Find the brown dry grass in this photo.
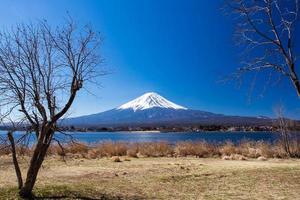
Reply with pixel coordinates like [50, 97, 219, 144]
[0, 156, 300, 199]
[175, 141, 218, 157]
[2, 140, 300, 160]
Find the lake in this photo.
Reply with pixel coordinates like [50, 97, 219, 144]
[0, 131, 283, 144]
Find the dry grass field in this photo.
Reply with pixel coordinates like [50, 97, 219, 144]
[0, 156, 300, 200]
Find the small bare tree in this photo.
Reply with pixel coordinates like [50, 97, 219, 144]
[274, 105, 292, 156]
[226, 0, 299, 97]
[0, 19, 103, 197]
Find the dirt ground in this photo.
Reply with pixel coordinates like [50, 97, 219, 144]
[0, 156, 300, 200]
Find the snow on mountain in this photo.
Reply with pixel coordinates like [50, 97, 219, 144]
[117, 92, 187, 111]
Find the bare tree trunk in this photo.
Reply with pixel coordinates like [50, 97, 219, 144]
[19, 131, 53, 198]
[276, 106, 292, 157]
[281, 130, 292, 157]
[7, 131, 23, 189]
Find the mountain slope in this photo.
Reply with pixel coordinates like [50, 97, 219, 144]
[62, 92, 273, 127]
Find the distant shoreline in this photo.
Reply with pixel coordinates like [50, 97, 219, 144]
[0, 129, 283, 134]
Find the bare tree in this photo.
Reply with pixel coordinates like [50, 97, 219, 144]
[226, 0, 299, 97]
[0, 19, 103, 197]
[274, 105, 292, 156]
[274, 104, 300, 157]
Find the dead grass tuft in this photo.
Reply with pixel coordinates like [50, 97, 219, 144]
[138, 142, 174, 157]
[175, 141, 218, 157]
[220, 141, 239, 156]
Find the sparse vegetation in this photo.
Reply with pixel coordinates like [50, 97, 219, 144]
[2, 139, 299, 160]
[0, 156, 299, 200]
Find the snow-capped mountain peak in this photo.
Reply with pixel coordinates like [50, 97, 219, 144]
[117, 92, 187, 111]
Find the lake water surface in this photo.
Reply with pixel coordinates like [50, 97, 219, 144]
[0, 131, 282, 144]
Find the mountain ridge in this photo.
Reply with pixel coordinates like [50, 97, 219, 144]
[62, 92, 274, 127]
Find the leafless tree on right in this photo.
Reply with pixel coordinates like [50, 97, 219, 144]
[226, 0, 300, 97]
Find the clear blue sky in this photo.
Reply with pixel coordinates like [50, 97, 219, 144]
[0, 0, 299, 118]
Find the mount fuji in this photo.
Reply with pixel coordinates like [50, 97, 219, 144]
[62, 92, 272, 127]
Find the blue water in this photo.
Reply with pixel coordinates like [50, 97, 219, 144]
[0, 131, 281, 144]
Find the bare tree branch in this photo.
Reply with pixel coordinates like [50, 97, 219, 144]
[226, 0, 300, 97]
